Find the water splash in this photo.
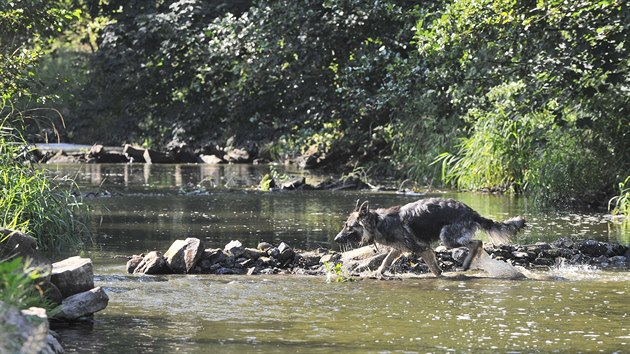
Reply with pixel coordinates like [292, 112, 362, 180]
[470, 249, 526, 279]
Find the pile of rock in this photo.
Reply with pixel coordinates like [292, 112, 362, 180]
[0, 228, 109, 354]
[128, 237, 629, 277]
[127, 238, 333, 276]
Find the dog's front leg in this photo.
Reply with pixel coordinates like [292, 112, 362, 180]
[376, 248, 402, 276]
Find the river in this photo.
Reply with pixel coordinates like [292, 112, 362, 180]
[45, 163, 630, 353]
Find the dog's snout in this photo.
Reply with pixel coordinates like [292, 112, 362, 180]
[334, 231, 346, 243]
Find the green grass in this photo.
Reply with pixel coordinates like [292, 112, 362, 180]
[609, 176, 630, 219]
[1, 113, 90, 253]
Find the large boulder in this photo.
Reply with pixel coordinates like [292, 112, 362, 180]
[50, 256, 94, 299]
[163, 238, 205, 273]
[340, 245, 389, 274]
[53, 287, 109, 321]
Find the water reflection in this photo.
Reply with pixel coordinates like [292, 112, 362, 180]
[44, 163, 629, 252]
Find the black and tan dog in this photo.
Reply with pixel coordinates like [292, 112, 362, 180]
[334, 198, 525, 276]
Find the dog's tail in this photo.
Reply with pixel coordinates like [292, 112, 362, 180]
[478, 216, 526, 245]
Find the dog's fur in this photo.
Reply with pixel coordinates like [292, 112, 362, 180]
[334, 198, 525, 276]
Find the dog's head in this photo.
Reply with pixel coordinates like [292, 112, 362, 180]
[334, 200, 371, 244]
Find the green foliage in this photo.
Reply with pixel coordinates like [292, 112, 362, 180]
[258, 173, 275, 192]
[418, 0, 630, 204]
[0, 257, 56, 312]
[324, 261, 354, 283]
[1, 113, 89, 253]
[609, 176, 630, 219]
[0, 0, 81, 100]
[7, 0, 629, 208]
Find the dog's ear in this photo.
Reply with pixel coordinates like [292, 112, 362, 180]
[354, 199, 361, 211]
[358, 201, 369, 217]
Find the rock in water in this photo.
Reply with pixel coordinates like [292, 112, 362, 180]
[126, 254, 144, 273]
[164, 238, 204, 273]
[133, 251, 167, 274]
[51, 256, 94, 298]
[224, 240, 245, 258]
[54, 287, 109, 321]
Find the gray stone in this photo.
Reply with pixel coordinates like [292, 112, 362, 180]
[295, 251, 321, 268]
[133, 251, 167, 275]
[51, 256, 94, 299]
[340, 245, 390, 274]
[242, 248, 265, 259]
[126, 254, 144, 274]
[578, 239, 608, 257]
[0, 302, 60, 354]
[37, 278, 63, 305]
[224, 240, 245, 258]
[164, 238, 205, 273]
[276, 242, 295, 263]
[201, 248, 226, 265]
[257, 242, 273, 252]
[54, 287, 109, 321]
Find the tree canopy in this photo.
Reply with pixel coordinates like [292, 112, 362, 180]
[3, 0, 629, 206]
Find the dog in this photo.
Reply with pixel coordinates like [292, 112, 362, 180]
[334, 198, 525, 276]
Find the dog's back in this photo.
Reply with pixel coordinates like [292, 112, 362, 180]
[397, 198, 481, 242]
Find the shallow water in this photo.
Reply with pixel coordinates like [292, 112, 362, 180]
[42, 164, 630, 353]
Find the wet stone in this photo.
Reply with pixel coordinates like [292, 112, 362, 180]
[224, 240, 245, 258]
[578, 239, 608, 257]
[257, 242, 273, 252]
[134, 251, 167, 275]
[126, 254, 144, 274]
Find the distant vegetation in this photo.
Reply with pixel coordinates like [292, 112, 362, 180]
[2, 0, 629, 209]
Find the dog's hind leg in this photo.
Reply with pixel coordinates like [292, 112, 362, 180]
[419, 249, 442, 277]
[461, 239, 483, 271]
[377, 248, 402, 275]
